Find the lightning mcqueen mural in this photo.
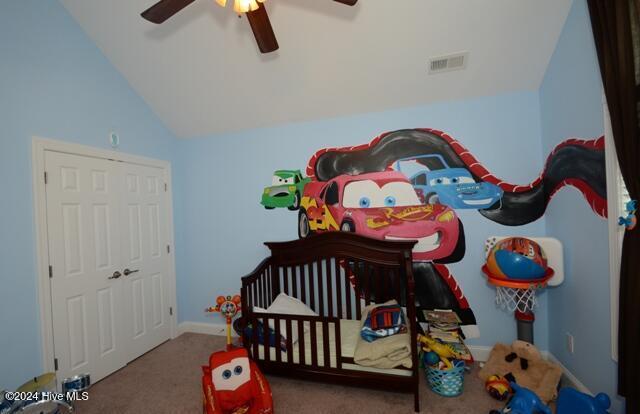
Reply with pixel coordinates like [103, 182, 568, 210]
[298, 171, 465, 263]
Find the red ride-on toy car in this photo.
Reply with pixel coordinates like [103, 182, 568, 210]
[202, 348, 273, 414]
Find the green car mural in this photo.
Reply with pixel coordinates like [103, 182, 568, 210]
[261, 170, 311, 210]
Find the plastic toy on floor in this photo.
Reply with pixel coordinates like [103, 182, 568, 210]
[485, 375, 511, 401]
[206, 294, 242, 351]
[556, 388, 611, 414]
[202, 347, 273, 414]
[489, 382, 551, 414]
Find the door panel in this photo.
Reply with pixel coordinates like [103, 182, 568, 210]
[45, 151, 126, 383]
[120, 164, 171, 361]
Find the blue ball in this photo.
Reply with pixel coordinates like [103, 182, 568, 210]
[495, 250, 546, 279]
[423, 351, 440, 366]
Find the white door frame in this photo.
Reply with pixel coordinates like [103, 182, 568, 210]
[32, 137, 178, 373]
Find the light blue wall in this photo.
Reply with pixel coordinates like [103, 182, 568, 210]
[539, 0, 623, 411]
[0, 0, 178, 390]
[173, 91, 550, 349]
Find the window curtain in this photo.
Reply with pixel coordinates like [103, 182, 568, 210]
[587, 0, 640, 412]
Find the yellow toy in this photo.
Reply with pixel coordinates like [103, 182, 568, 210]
[206, 295, 241, 351]
[417, 333, 457, 369]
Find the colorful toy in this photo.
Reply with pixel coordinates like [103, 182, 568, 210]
[423, 351, 440, 367]
[618, 199, 637, 230]
[298, 171, 464, 262]
[261, 169, 310, 210]
[489, 382, 551, 414]
[206, 295, 242, 350]
[486, 237, 548, 280]
[417, 333, 459, 369]
[485, 375, 511, 401]
[556, 387, 611, 414]
[395, 154, 503, 210]
[202, 347, 273, 414]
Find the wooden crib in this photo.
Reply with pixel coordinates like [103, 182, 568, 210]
[240, 232, 421, 412]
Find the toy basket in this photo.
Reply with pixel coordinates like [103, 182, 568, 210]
[425, 360, 465, 397]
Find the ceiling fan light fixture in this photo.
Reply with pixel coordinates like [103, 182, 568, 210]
[215, 0, 265, 14]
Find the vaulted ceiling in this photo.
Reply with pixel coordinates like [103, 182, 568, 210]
[60, 0, 573, 138]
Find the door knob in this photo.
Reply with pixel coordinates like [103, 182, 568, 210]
[123, 268, 140, 276]
[108, 271, 122, 280]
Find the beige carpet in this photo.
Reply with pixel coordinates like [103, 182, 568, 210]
[75, 333, 505, 413]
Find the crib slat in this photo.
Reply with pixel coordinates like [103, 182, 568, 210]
[316, 260, 324, 316]
[258, 274, 264, 308]
[354, 260, 362, 320]
[322, 322, 330, 367]
[310, 319, 318, 367]
[344, 259, 352, 320]
[263, 316, 270, 363]
[363, 261, 371, 306]
[308, 263, 315, 311]
[282, 266, 289, 295]
[335, 257, 343, 319]
[292, 266, 298, 299]
[300, 264, 306, 304]
[372, 265, 379, 304]
[274, 316, 282, 363]
[286, 319, 293, 363]
[298, 319, 305, 365]
[326, 258, 333, 317]
[334, 320, 342, 369]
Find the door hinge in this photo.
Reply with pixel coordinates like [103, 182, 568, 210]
[54, 358, 58, 371]
[167, 245, 171, 254]
[169, 307, 173, 316]
[44, 171, 48, 184]
[164, 183, 168, 192]
[48, 265, 53, 278]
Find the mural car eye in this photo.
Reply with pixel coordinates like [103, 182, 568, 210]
[396, 154, 503, 210]
[261, 169, 311, 211]
[298, 171, 464, 262]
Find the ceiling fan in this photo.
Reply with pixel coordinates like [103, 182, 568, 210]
[141, 0, 358, 54]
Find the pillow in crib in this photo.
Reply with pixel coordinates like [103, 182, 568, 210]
[254, 293, 317, 344]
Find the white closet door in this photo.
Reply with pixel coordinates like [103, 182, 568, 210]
[119, 163, 171, 361]
[45, 151, 127, 383]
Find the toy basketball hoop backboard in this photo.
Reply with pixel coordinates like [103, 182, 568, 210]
[484, 236, 564, 287]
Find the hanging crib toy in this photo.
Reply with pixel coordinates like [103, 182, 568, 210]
[206, 295, 242, 351]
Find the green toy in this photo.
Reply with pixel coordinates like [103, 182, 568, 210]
[261, 170, 310, 210]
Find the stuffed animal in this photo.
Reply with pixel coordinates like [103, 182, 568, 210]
[478, 340, 562, 403]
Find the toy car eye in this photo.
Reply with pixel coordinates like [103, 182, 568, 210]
[436, 178, 443, 184]
[451, 177, 459, 183]
[222, 370, 232, 379]
[234, 365, 243, 375]
[359, 197, 371, 208]
[384, 196, 396, 207]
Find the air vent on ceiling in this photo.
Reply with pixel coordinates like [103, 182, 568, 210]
[429, 52, 468, 74]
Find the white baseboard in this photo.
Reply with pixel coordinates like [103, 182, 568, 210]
[178, 321, 238, 337]
[544, 351, 592, 395]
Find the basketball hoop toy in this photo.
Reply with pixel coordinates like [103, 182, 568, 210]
[483, 237, 561, 344]
[206, 295, 241, 351]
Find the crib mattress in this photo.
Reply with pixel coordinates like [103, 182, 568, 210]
[255, 319, 412, 377]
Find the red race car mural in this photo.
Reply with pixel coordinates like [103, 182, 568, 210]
[298, 171, 464, 262]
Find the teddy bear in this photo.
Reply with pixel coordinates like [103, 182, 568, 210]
[478, 340, 563, 403]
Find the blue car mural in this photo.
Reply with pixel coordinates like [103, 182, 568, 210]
[395, 155, 503, 210]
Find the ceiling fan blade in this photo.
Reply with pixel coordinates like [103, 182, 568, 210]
[333, 0, 358, 5]
[246, 5, 279, 54]
[141, 0, 196, 24]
